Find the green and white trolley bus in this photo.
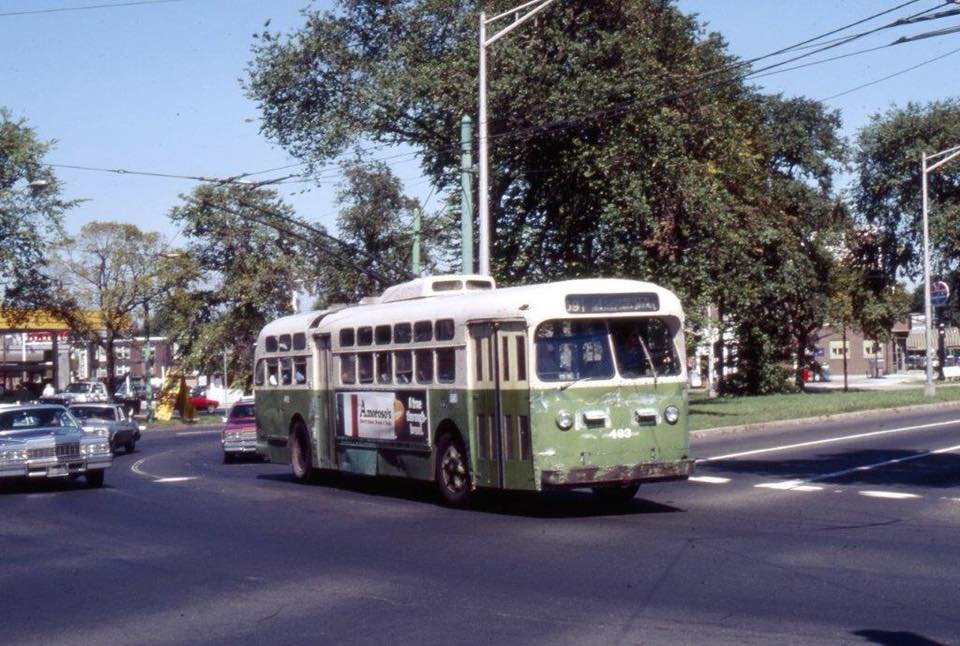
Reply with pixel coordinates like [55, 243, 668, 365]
[254, 275, 693, 505]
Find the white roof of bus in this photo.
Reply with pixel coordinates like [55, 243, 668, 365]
[259, 278, 683, 343]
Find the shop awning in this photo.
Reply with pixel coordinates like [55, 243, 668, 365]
[906, 327, 960, 350]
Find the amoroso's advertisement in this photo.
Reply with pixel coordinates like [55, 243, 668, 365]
[336, 391, 429, 445]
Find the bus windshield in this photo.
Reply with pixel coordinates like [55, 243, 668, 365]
[535, 318, 679, 381]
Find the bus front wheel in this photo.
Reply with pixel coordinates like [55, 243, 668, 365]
[592, 483, 640, 504]
[289, 422, 314, 483]
[435, 432, 471, 507]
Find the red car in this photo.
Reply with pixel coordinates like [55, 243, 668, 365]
[221, 398, 256, 463]
[189, 387, 219, 414]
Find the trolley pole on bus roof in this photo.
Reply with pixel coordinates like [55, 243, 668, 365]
[478, 0, 558, 276]
[921, 144, 960, 397]
[411, 206, 422, 275]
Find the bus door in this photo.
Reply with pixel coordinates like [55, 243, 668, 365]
[468, 321, 531, 490]
[312, 333, 336, 468]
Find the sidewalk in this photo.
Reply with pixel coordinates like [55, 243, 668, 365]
[805, 368, 960, 391]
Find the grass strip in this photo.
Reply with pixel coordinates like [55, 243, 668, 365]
[690, 384, 960, 431]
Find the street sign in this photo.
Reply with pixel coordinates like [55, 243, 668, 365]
[931, 281, 950, 307]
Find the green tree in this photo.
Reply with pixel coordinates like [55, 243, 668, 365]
[165, 184, 317, 391]
[0, 108, 74, 309]
[49, 222, 176, 394]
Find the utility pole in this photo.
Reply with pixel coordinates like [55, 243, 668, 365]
[478, 0, 558, 276]
[411, 206, 422, 275]
[460, 115, 474, 274]
[143, 301, 153, 422]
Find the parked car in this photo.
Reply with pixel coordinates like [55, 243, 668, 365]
[0, 403, 113, 487]
[189, 386, 220, 414]
[40, 381, 110, 406]
[114, 383, 147, 414]
[221, 398, 256, 463]
[68, 403, 143, 454]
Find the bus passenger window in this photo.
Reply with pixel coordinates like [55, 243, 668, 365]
[340, 355, 356, 385]
[358, 353, 374, 384]
[377, 352, 392, 384]
[278, 334, 291, 352]
[502, 337, 511, 381]
[516, 336, 527, 381]
[357, 327, 373, 346]
[394, 323, 412, 343]
[280, 358, 293, 385]
[414, 321, 433, 342]
[415, 349, 433, 383]
[436, 319, 455, 341]
[293, 333, 306, 351]
[339, 329, 355, 347]
[294, 358, 307, 384]
[437, 348, 456, 383]
[267, 359, 279, 386]
[254, 359, 265, 386]
[265, 336, 278, 352]
[375, 325, 391, 345]
[395, 351, 412, 384]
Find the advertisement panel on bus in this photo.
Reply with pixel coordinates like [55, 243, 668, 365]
[335, 391, 429, 445]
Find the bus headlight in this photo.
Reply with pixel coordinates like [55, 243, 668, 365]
[555, 410, 574, 431]
[664, 405, 680, 425]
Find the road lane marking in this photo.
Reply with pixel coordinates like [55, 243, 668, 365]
[699, 418, 960, 462]
[752, 442, 960, 492]
[154, 477, 197, 483]
[860, 491, 920, 499]
[688, 476, 731, 484]
[131, 451, 199, 484]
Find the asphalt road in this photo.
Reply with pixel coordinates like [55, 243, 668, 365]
[3, 407, 960, 645]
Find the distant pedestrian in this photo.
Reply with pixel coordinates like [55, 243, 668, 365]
[42, 381, 55, 397]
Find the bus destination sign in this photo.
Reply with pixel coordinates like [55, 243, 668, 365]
[566, 292, 660, 314]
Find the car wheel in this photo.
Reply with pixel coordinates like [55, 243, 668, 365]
[125, 439, 135, 454]
[85, 469, 105, 488]
[289, 421, 314, 483]
[223, 452, 235, 464]
[592, 483, 640, 504]
[435, 432, 471, 507]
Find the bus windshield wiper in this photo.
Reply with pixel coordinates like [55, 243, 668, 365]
[559, 375, 599, 391]
[636, 335, 658, 388]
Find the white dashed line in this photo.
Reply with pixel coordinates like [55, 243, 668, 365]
[154, 477, 197, 483]
[859, 491, 921, 500]
[699, 419, 960, 463]
[754, 481, 823, 492]
[688, 476, 731, 484]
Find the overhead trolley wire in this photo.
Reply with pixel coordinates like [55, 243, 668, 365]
[0, 0, 183, 18]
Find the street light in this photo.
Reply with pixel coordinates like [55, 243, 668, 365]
[921, 144, 960, 396]
[478, 0, 558, 276]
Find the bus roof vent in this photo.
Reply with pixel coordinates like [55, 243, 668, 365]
[379, 275, 496, 303]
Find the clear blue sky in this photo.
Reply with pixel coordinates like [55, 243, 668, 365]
[2, 0, 958, 247]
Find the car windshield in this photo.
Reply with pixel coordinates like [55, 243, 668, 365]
[230, 404, 255, 419]
[0, 408, 80, 431]
[66, 383, 92, 394]
[70, 406, 117, 421]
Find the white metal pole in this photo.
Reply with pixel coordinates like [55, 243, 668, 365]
[478, 12, 490, 276]
[922, 152, 935, 396]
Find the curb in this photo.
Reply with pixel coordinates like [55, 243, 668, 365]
[690, 399, 960, 439]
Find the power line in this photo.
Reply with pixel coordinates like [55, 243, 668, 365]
[819, 43, 960, 101]
[0, 0, 183, 18]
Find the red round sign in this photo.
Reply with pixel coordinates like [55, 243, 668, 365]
[932, 280, 950, 306]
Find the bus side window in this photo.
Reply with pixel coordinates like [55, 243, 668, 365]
[395, 350, 412, 384]
[340, 355, 356, 385]
[280, 358, 293, 385]
[358, 353, 374, 384]
[414, 321, 433, 342]
[437, 348, 456, 383]
[516, 336, 527, 381]
[267, 359, 279, 386]
[377, 352, 392, 384]
[254, 359, 265, 386]
[278, 334, 291, 352]
[294, 357, 307, 385]
[415, 349, 433, 383]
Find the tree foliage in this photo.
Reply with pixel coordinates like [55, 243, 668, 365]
[246, 1, 856, 393]
[0, 108, 74, 310]
[50, 222, 178, 393]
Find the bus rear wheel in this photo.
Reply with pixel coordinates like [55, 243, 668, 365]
[435, 432, 471, 506]
[289, 422, 314, 483]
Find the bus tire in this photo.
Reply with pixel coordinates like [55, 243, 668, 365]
[592, 483, 640, 504]
[289, 421, 314, 483]
[435, 432, 471, 507]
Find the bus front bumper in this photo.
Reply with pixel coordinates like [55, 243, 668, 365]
[541, 458, 695, 489]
